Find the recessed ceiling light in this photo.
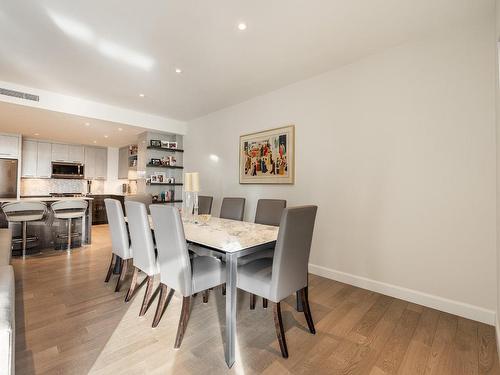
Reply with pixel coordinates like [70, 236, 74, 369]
[104, 135, 109, 138]
[93, 140, 97, 144]
[237, 23, 247, 31]
[175, 68, 182, 74]
[85, 122, 90, 126]
[118, 127, 123, 131]
[139, 93, 145, 97]
[34, 133, 40, 136]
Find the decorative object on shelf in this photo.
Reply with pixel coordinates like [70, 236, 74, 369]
[150, 139, 162, 147]
[150, 158, 161, 166]
[166, 177, 175, 184]
[129, 144, 138, 155]
[239, 125, 295, 184]
[159, 156, 176, 166]
[161, 140, 169, 148]
[168, 141, 178, 149]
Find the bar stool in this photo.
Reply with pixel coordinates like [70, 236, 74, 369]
[1, 201, 47, 258]
[51, 200, 88, 252]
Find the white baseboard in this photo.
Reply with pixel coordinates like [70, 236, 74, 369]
[308, 263, 495, 325]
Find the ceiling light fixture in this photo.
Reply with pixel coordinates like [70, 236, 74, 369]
[34, 133, 40, 136]
[85, 122, 90, 126]
[118, 127, 123, 131]
[104, 135, 109, 138]
[237, 23, 247, 31]
[93, 140, 97, 144]
[139, 93, 145, 97]
[175, 68, 182, 74]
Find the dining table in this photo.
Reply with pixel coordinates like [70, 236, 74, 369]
[133, 215, 280, 368]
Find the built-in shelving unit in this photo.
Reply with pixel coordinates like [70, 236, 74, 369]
[147, 182, 183, 186]
[146, 164, 184, 169]
[147, 146, 184, 153]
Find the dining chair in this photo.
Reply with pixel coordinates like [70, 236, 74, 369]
[237, 205, 318, 358]
[124, 201, 160, 316]
[125, 194, 153, 214]
[150, 204, 226, 343]
[197, 195, 213, 215]
[239, 199, 287, 309]
[104, 198, 133, 292]
[219, 197, 245, 221]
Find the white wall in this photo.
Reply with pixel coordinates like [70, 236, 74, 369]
[185, 16, 497, 323]
[103, 147, 127, 194]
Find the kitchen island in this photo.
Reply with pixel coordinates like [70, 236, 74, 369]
[0, 197, 93, 255]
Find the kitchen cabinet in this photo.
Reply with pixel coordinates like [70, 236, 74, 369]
[21, 140, 37, 177]
[36, 142, 52, 178]
[21, 141, 53, 178]
[68, 145, 84, 163]
[118, 146, 129, 179]
[84, 147, 96, 179]
[94, 148, 107, 179]
[0, 134, 20, 158]
[51, 143, 69, 162]
[84, 147, 107, 180]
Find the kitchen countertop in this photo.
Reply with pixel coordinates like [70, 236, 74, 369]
[0, 197, 94, 203]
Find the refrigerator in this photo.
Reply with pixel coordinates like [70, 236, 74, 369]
[0, 158, 18, 198]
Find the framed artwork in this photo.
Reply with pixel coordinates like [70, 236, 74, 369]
[150, 139, 162, 147]
[239, 125, 295, 184]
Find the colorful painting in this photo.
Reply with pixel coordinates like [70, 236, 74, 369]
[239, 125, 295, 184]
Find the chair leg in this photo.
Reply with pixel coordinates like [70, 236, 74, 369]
[139, 276, 155, 316]
[263, 298, 268, 309]
[174, 296, 191, 349]
[249, 293, 256, 310]
[202, 290, 209, 304]
[125, 267, 139, 302]
[115, 258, 128, 292]
[67, 217, 72, 252]
[152, 284, 169, 328]
[222, 283, 226, 295]
[105, 254, 116, 282]
[273, 302, 288, 358]
[300, 287, 316, 334]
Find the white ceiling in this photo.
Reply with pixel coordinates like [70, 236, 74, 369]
[0, 0, 489, 121]
[0, 101, 144, 147]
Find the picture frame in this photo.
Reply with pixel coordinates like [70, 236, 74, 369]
[239, 125, 295, 184]
[150, 175, 158, 183]
[154, 171, 166, 183]
[168, 141, 178, 149]
[150, 158, 161, 166]
[160, 140, 169, 149]
[150, 139, 162, 147]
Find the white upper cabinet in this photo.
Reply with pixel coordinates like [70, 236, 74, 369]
[68, 145, 85, 163]
[0, 134, 20, 159]
[84, 147, 96, 179]
[51, 143, 69, 162]
[21, 140, 37, 177]
[94, 148, 107, 180]
[36, 142, 52, 178]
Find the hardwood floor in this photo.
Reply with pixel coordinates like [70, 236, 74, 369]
[12, 225, 500, 374]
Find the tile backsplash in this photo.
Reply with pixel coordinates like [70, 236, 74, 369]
[21, 179, 86, 196]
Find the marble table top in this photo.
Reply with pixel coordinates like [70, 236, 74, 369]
[0, 197, 94, 203]
[143, 216, 279, 253]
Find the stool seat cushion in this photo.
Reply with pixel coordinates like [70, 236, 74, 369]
[0, 265, 15, 375]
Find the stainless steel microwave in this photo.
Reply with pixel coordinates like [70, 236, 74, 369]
[51, 162, 85, 179]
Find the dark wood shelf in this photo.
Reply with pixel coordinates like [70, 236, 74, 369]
[146, 164, 184, 169]
[147, 146, 184, 153]
[147, 183, 183, 186]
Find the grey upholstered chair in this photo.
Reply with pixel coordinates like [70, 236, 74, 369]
[104, 199, 133, 292]
[219, 197, 245, 221]
[197, 195, 213, 215]
[237, 205, 318, 358]
[124, 201, 159, 316]
[150, 204, 226, 343]
[125, 194, 153, 213]
[239, 199, 287, 309]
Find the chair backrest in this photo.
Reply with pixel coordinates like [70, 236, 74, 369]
[125, 201, 157, 276]
[220, 197, 245, 221]
[255, 199, 287, 227]
[1, 201, 47, 221]
[125, 194, 153, 214]
[104, 198, 132, 259]
[270, 206, 318, 302]
[150, 204, 192, 296]
[51, 199, 87, 213]
[197, 195, 213, 215]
